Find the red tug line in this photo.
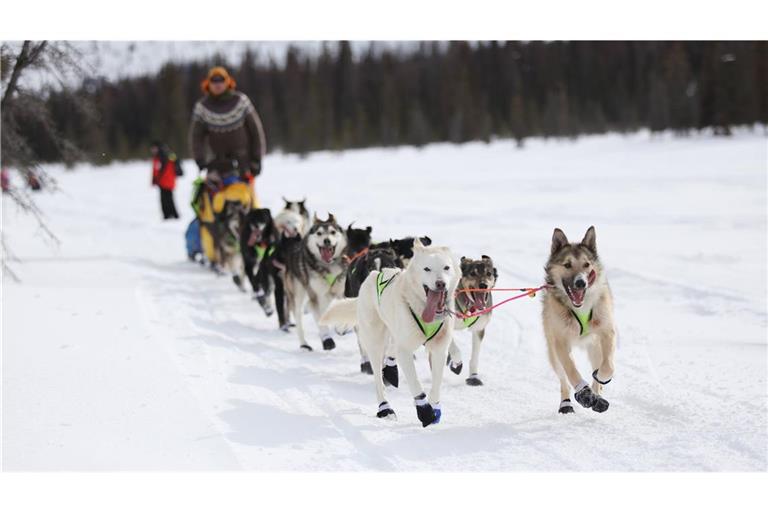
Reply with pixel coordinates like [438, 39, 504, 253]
[451, 285, 552, 319]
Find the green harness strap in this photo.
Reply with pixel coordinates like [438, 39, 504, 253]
[455, 297, 480, 329]
[324, 271, 344, 288]
[409, 308, 444, 342]
[571, 308, 593, 336]
[375, 271, 397, 302]
[254, 244, 275, 260]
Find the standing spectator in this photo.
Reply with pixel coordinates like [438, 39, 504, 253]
[150, 141, 181, 220]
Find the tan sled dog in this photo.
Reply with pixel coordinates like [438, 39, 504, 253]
[542, 226, 616, 414]
[321, 239, 460, 427]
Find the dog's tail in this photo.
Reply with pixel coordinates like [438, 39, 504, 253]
[320, 298, 359, 328]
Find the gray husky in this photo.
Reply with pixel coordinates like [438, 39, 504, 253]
[542, 226, 616, 414]
[283, 213, 348, 351]
[447, 255, 498, 386]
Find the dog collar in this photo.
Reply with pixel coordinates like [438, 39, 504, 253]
[570, 308, 593, 336]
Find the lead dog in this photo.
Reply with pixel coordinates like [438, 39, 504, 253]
[542, 226, 616, 414]
[446, 255, 498, 386]
[321, 239, 460, 427]
[283, 213, 348, 351]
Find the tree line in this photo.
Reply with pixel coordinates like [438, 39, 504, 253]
[21, 41, 768, 163]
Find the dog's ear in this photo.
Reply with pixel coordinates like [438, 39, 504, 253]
[313, 212, 320, 224]
[460, 256, 470, 272]
[581, 226, 597, 254]
[493, 267, 498, 279]
[420, 236, 432, 246]
[551, 228, 569, 255]
[347, 222, 354, 232]
[365, 226, 372, 234]
[283, 197, 290, 207]
[413, 237, 425, 251]
[481, 254, 492, 262]
[327, 212, 336, 224]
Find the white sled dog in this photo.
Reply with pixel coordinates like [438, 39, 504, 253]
[321, 239, 460, 427]
[542, 226, 616, 415]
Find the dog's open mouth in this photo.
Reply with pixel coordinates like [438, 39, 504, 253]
[464, 290, 489, 312]
[563, 282, 586, 308]
[422, 285, 447, 322]
[318, 245, 336, 263]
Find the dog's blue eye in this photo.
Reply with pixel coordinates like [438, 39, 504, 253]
[424, 267, 431, 272]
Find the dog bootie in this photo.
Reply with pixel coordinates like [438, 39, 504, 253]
[574, 383, 598, 408]
[414, 393, 438, 428]
[322, 338, 336, 351]
[558, 399, 575, 414]
[300, 344, 313, 352]
[382, 357, 399, 388]
[466, 373, 483, 386]
[446, 354, 463, 375]
[591, 396, 610, 413]
[360, 361, 373, 375]
[377, 401, 396, 420]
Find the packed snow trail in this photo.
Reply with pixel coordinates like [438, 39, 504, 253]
[3, 132, 766, 470]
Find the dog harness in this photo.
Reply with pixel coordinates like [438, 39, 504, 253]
[570, 308, 593, 336]
[375, 271, 397, 302]
[254, 243, 275, 260]
[323, 271, 344, 288]
[455, 295, 481, 329]
[409, 309, 444, 342]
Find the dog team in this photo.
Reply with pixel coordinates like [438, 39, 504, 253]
[201, 197, 617, 428]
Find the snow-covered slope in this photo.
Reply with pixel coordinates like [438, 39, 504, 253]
[3, 132, 766, 470]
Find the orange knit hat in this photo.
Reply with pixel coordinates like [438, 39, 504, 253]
[201, 66, 237, 94]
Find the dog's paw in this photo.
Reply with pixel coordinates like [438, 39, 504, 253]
[414, 394, 438, 428]
[300, 344, 313, 352]
[591, 396, 610, 413]
[383, 357, 399, 388]
[360, 361, 373, 374]
[558, 399, 575, 414]
[322, 338, 336, 351]
[377, 402, 396, 420]
[446, 354, 463, 375]
[466, 374, 484, 386]
[574, 386, 598, 408]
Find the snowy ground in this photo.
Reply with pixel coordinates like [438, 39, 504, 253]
[2, 131, 766, 471]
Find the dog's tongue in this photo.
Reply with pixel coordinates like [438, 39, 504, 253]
[422, 289, 444, 323]
[570, 288, 586, 306]
[319, 246, 334, 263]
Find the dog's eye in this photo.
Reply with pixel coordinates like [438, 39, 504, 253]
[424, 267, 431, 272]
[486, 272, 492, 277]
[330, 230, 336, 235]
[443, 265, 450, 271]
[583, 262, 590, 268]
[564, 261, 572, 269]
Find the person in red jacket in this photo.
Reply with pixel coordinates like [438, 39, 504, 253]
[150, 141, 181, 219]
